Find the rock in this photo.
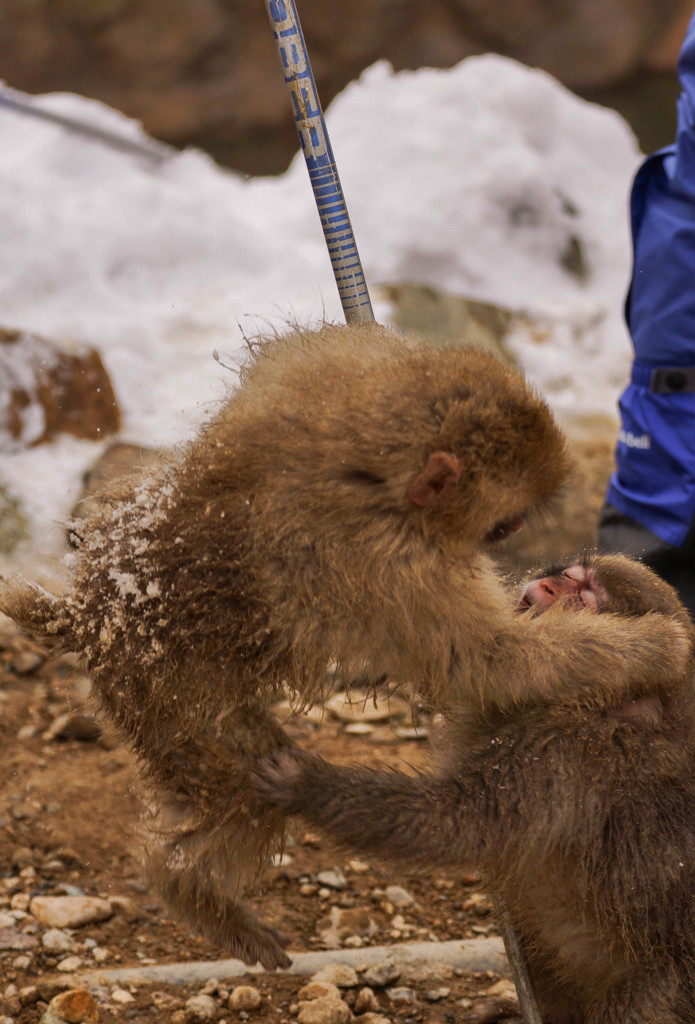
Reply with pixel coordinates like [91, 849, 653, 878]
[464, 893, 493, 917]
[384, 886, 413, 909]
[228, 985, 262, 1010]
[42, 712, 103, 744]
[19, 985, 39, 1005]
[0, 328, 120, 451]
[362, 961, 401, 989]
[485, 979, 518, 1001]
[347, 860, 369, 874]
[41, 988, 99, 1023]
[385, 285, 516, 366]
[30, 896, 113, 929]
[354, 988, 380, 1014]
[185, 993, 218, 1019]
[318, 907, 378, 948]
[11, 846, 36, 869]
[56, 956, 84, 972]
[0, 925, 38, 950]
[297, 996, 351, 1024]
[424, 988, 450, 1002]
[358, 1016, 392, 1024]
[9, 650, 44, 675]
[325, 691, 397, 724]
[393, 726, 428, 740]
[298, 983, 342, 1003]
[385, 988, 418, 1005]
[316, 869, 348, 891]
[343, 722, 374, 736]
[310, 965, 360, 989]
[110, 988, 135, 1004]
[42, 929, 78, 953]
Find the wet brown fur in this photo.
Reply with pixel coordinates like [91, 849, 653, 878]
[0, 323, 691, 969]
[253, 553, 695, 1021]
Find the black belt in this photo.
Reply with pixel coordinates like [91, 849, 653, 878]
[631, 364, 695, 394]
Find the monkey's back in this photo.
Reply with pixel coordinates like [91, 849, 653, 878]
[459, 691, 695, 1019]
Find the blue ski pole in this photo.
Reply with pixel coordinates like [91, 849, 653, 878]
[263, 0, 375, 324]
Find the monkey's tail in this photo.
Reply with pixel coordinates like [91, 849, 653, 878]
[0, 575, 76, 646]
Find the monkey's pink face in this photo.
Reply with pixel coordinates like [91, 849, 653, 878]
[518, 564, 606, 613]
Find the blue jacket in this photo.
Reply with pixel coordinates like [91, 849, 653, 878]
[605, 10, 695, 547]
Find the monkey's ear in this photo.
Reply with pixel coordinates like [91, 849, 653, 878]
[407, 451, 460, 507]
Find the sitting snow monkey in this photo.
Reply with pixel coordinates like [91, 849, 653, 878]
[254, 553, 695, 1023]
[0, 323, 690, 969]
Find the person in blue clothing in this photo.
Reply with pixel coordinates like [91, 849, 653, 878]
[598, 8, 695, 617]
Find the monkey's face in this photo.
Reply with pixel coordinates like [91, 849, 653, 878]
[518, 564, 606, 613]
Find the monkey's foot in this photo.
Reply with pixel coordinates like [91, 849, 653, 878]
[225, 909, 292, 971]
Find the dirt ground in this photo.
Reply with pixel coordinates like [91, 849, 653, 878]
[0, 619, 519, 1024]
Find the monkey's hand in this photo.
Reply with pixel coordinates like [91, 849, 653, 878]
[251, 747, 320, 812]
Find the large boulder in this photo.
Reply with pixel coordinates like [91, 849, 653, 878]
[0, 328, 121, 451]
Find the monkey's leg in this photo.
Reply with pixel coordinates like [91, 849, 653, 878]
[252, 747, 483, 868]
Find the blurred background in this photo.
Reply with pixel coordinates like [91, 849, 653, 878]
[0, 0, 692, 175]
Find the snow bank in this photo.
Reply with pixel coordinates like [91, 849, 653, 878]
[0, 55, 642, 568]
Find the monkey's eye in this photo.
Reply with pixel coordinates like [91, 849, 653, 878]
[560, 569, 599, 611]
[484, 515, 524, 544]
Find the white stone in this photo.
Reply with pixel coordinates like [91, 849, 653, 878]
[56, 955, 83, 972]
[185, 993, 218, 1019]
[228, 985, 262, 1010]
[111, 988, 136, 1004]
[42, 928, 77, 952]
[311, 964, 359, 988]
[30, 895, 112, 929]
[316, 869, 347, 891]
[384, 885, 413, 908]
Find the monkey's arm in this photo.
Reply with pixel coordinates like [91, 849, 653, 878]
[252, 748, 481, 869]
[491, 610, 693, 708]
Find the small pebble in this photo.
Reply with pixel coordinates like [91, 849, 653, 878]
[229, 985, 262, 1011]
[424, 988, 450, 1002]
[385, 987, 418, 1005]
[384, 885, 413, 908]
[316, 869, 347, 891]
[42, 928, 78, 952]
[298, 982, 341, 1002]
[111, 988, 135, 1004]
[362, 961, 401, 988]
[185, 993, 218, 1019]
[354, 987, 380, 1014]
[56, 955, 84, 972]
[311, 964, 359, 988]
